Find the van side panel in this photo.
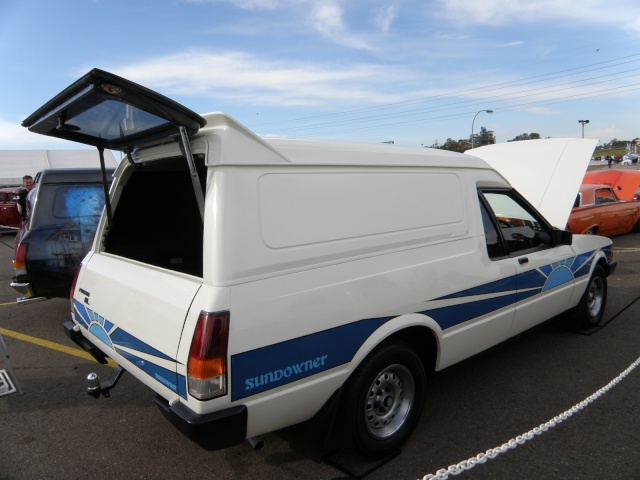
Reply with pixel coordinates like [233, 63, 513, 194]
[210, 167, 471, 285]
[258, 172, 464, 248]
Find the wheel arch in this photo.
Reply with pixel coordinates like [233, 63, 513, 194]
[385, 325, 438, 377]
[347, 314, 441, 382]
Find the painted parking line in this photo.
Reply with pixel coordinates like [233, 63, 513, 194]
[0, 301, 18, 306]
[0, 326, 117, 367]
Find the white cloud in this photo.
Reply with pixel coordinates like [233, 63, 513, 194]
[186, 0, 280, 9]
[108, 51, 416, 107]
[520, 106, 560, 115]
[188, 0, 379, 50]
[436, 0, 640, 27]
[307, 1, 376, 50]
[373, 3, 400, 34]
[0, 117, 68, 149]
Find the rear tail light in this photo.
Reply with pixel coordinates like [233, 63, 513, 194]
[187, 311, 229, 400]
[13, 242, 28, 276]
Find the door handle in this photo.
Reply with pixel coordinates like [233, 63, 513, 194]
[518, 257, 529, 265]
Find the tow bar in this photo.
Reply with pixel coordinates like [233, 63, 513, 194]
[86, 367, 126, 398]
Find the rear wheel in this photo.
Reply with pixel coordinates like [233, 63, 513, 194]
[573, 265, 607, 329]
[336, 340, 426, 458]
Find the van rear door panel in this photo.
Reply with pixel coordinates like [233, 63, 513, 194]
[73, 253, 202, 398]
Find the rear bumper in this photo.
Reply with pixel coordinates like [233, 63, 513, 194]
[63, 321, 109, 364]
[63, 320, 247, 450]
[10, 279, 33, 296]
[155, 396, 247, 451]
[10, 280, 48, 304]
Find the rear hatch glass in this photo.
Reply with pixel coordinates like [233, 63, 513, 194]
[22, 69, 206, 151]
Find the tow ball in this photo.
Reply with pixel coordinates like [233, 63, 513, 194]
[86, 366, 126, 398]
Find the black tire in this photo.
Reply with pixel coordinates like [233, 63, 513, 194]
[632, 217, 640, 233]
[336, 340, 426, 459]
[574, 265, 607, 329]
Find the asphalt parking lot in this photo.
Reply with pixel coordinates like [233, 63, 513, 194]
[0, 229, 638, 480]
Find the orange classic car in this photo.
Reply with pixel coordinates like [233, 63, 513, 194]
[568, 183, 640, 236]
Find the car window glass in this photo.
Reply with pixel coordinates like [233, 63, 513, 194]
[479, 197, 507, 259]
[482, 191, 552, 255]
[53, 185, 105, 219]
[595, 188, 616, 204]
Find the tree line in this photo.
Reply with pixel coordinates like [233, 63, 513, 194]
[426, 129, 639, 153]
[426, 128, 542, 153]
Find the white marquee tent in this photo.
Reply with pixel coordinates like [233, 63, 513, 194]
[0, 150, 118, 186]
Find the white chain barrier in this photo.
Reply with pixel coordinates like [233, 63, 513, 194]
[419, 355, 640, 480]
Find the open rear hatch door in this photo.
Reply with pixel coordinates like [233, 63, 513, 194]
[22, 70, 212, 399]
[21, 68, 206, 151]
[22, 69, 208, 222]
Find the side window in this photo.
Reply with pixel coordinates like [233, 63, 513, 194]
[479, 197, 507, 259]
[595, 188, 616, 204]
[481, 190, 552, 255]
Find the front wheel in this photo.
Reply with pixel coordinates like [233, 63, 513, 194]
[573, 265, 607, 329]
[336, 340, 426, 458]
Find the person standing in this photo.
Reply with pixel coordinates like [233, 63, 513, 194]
[17, 175, 34, 222]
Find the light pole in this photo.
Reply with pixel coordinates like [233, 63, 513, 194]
[578, 119, 590, 138]
[471, 109, 493, 149]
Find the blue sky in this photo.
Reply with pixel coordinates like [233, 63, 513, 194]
[1, 0, 640, 151]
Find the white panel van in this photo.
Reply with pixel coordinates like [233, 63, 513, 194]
[22, 69, 616, 459]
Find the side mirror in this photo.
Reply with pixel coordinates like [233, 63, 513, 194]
[552, 229, 573, 246]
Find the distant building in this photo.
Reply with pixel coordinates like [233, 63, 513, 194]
[0, 150, 117, 185]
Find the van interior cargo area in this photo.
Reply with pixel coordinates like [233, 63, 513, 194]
[104, 156, 204, 278]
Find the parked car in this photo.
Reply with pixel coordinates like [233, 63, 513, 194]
[0, 186, 23, 229]
[568, 183, 640, 236]
[583, 170, 640, 202]
[621, 154, 638, 166]
[20, 69, 617, 460]
[11, 168, 113, 303]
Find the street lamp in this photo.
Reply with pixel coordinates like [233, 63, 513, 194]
[578, 119, 590, 138]
[471, 109, 493, 149]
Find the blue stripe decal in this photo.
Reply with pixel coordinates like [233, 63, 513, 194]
[518, 269, 547, 290]
[71, 298, 180, 394]
[115, 348, 187, 399]
[572, 251, 595, 278]
[110, 329, 174, 362]
[516, 288, 542, 302]
[69, 248, 604, 402]
[420, 294, 516, 330]
[230, 317, 391, 401]
[436, 276, 517, 300]
[72, 299, 91, 329]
